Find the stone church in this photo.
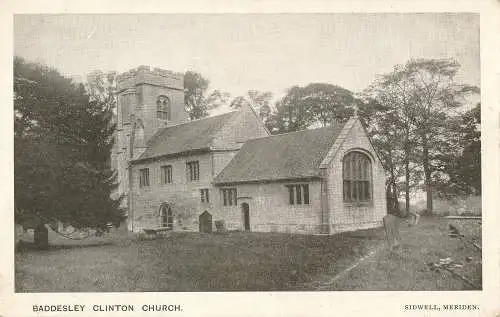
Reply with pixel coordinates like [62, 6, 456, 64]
[111, 66, 387, 235]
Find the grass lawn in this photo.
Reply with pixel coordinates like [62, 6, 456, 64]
[15, 217, 481, 292]
[317, 217, 482, 291]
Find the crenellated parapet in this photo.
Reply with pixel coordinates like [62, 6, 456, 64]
[116, 65, 184, 92]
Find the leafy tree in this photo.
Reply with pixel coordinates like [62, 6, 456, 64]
[298, 83, 355, 127]
[363, 58, 479, 214]
[14, 57, 124, 248]
[85, 69, 118, 107]
[184, 71, 230, 120]
[230, 90, 273, 123]
[433, 103, 481, 197]
[362, 65, 423, 215]
[405, 59, 479, 213]
[267, 83, 355, 134]
[266, 89, 309, 134]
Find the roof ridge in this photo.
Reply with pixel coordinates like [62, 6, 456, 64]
[244, 122, 347, 142]
[164, 110, 239, 129]
[143, 111, 239, 150]
[137, 111, 240, 161]
[213, 120, 348, 184]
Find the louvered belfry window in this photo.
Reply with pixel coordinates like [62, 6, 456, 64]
[343, 151, 372, 202]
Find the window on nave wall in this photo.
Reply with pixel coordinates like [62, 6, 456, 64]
[156, 95, 171, 120]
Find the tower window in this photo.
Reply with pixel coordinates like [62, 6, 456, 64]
[156, 95, 171, 120]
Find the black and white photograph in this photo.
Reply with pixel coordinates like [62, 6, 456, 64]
[3, 1, 499, 316]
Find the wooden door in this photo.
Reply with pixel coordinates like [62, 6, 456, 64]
[199, 211, 212, 233]
[242, 203, 250, 231]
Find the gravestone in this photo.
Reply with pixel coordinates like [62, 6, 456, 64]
[383, 214, 400, 250]
[215, 220, 226, 232]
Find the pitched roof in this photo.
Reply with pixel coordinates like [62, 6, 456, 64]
[136, 111, 238, 161]
[213, 123, 346, 184]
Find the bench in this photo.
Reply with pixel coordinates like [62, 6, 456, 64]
[142, 227, 172, 240]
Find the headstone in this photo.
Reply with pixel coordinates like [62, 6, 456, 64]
[215, 220, 226, 232]
[383, 214, 400, 250]
[409, 211, 421, 225]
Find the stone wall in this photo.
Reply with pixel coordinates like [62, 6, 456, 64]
[130, 157, 326, 235]
[111, 66, 187, 215]
[326, 119, 387, 233]
[116, 65, 183, 92]
[130, 153, 215, 232]
[216, 181, 323, 234]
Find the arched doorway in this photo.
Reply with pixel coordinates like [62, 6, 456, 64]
[199, 211, 212, 233]
[159, 203, 174, 230]
[241, 203, 250, 231]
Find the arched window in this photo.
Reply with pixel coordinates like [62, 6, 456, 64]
[156, 95, 170, 120]
[343, 151, 372, 203]
[133, 119, 145, 147]
[159, 203, 174, 229]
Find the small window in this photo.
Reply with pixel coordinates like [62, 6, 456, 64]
[156, 95, 170, 120]
[221, 188, 237, 206]
[139, 168, 150, 188]
[186, 161, 200, 181]
[200, 189, 210, 203]
[287, 184, 309, 205]
[161, 165, 172, 184]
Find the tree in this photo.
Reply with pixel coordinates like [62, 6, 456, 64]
[458, 103, 481, 194]
[433, 103, 481, 197]
[405, 59, 479, 213]
[363, 58, 479, 214]
[14, 57, 124, 248]
[298, 83, 356, 127]
[267, 83, 355, 134]
[85, 69, 118, 107]
[230, 90, 273, 125]
[362, 65, 423, 215]
[184, 71, 230, 120]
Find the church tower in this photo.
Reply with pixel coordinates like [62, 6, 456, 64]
[111, 66, 187, 213]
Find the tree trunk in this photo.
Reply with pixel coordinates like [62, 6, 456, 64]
[34, 223, 49, 249]
[390, 172, 400, 216]
[404, 128, 411, 217]
[422, 133, 433, 214]
[386, 150, 400, 216]
[405, 159, 410, 216]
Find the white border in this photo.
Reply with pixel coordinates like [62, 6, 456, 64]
[2, 1, 499, 317]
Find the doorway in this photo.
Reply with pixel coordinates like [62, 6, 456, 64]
[199, 210, 213, 233]
[241, 203, 250, 231]
[160, 203, 174, 229]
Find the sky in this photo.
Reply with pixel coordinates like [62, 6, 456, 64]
[14, 13, 480, 110]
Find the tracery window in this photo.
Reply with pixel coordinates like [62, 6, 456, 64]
[343, 151, 372, 202]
